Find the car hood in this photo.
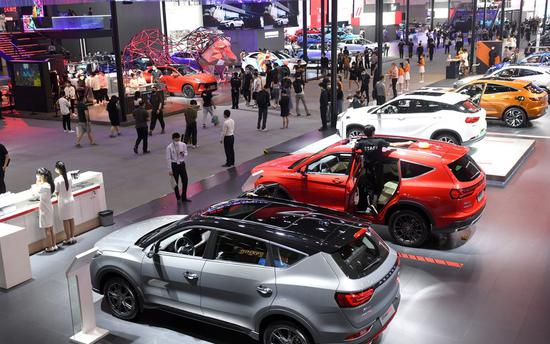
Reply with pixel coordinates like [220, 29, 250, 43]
[190, 73, 217, 83]
[252, 153, 310, 173]
[94, 215, 187, 252]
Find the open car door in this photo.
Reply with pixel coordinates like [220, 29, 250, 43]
[344, 152, 365, 215]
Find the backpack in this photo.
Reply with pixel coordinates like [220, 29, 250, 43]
[293, 80, 302, 94]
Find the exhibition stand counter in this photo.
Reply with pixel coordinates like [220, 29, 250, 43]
[0, 171, 107, 254]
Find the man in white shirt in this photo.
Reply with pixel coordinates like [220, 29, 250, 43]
[58, 93, 73, 133]
[90, 72, 101, 105]
[220, 110, 235, 167]
[166, 133, 191, 202]
[63, 82, 76, 115]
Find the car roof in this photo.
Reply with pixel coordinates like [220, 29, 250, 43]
[320, 136, 468, 166]
[500, 64, 548, 71]
[195, 197, 371, 255]
[472, 77, 531, 86]
[393, 90, 468, 103]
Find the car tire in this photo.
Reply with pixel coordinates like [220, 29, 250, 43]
[230, 23, 235, 29]
[432, 132, 461, 145]
[389, 209, 429, 247]
[281, 65, 291, 77]
[104, 277, 140, 321]
[284, 48, 290, 55]
[262, 320, 312, 344]
[346, 125, 365, 138]
[503, 107, 527, 128]
[245, 65, 256, 74]
[182, 84, 195, 98]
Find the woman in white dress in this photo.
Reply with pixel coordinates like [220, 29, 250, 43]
[35, 168, 56, 252]
[54, 161, 76, 245]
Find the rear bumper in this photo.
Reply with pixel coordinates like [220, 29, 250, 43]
[527, 106, 547, 120]
[435, 203, 486, 234]
[462, 129, 486, 146]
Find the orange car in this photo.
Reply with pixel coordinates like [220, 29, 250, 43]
[455, 78, 548, 127]
[143, 65, 217, 98]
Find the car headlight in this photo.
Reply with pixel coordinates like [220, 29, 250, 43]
[194, 78, 202, 83]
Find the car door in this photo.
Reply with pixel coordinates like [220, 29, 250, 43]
[481, 83, 518, 118]
[297, 152, 353, 211]
[395, 99, 437, 138]
[200, 231, 276, 331]
[140, 227, 212, 315]
[375, 99, 415, 136]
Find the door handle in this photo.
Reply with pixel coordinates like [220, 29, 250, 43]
[256, 285, 273, 297]
[184, 272, 199, 281]
[332, 178, 343, 184]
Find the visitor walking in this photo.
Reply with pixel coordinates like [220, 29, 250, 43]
[166, 132, 190, 202]
[252, 72, 262, 108]
[242, 69, 252, 106]
[58, 93, 73, 133]
[75, 95, 96, 147]
[404, 59, 411, 91]
[201, 90, 215, 128]
[184, 100, 199, 148]
[64, 81, 77, 115]
[0, 142, 9, 194]
[360, 70, 371, 104]
[279, 90, 290, 129]
[398, 39, 405, 59]
[221, 110, 235, 167]
[98, 71, 108, 104]
[256, 85, 270, 131]
[320, 52, 329, 75]
[375, 75, 386, 105]
[133, 100, 149, 154]
[444, 36, 451, 54]
[407, 40, 414, 58]
[230, 72, 241, 109]
[107, 96, 121, 137]
[149, 86, 165, 135]
[293, 76, 310, 116]
[416, 41, 424, 61]
[319, 78, 329, 131]
[388, 63, 398, 98]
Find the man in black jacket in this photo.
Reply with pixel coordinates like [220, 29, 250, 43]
[319, 78, 329, 131]
[256, 85, 270, 131]
[416, 41, 424, 61]
[149, 86, 165, 136]
[230, 72, 241, 109]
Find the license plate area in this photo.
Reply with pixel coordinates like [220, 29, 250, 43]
[380, 304, 395, 326]
[477, 190, 484, 202]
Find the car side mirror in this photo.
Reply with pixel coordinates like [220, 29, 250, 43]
[146, 241, 160, 258]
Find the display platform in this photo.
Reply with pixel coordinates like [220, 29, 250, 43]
[292, 134, 534, 186]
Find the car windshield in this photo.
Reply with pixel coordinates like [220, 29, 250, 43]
[135, 220, 181, 247]
[332, 228, 389, 279]
[175, 65, 198, 76]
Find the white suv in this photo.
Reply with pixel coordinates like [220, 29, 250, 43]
[337, 91, 487, 145]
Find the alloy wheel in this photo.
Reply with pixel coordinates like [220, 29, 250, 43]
[393, 214, 425, 246]
[269, 326, 309, 344]
[437, 136, 458, 144]
[347, 128, 364, 138]
[106, 282, 136, 318]
[182, 85, 195, 98]
[504, 108, 525, 128]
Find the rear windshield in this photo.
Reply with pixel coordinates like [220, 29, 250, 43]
[448, 155, 481, 182]
[332, 229, 389, 279]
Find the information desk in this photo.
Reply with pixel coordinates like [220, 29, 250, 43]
[0, 171, 107, 254]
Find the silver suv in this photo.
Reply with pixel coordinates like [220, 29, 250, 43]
[91, 197, 401, 344]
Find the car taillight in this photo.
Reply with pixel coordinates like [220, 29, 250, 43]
[354, 228, 367, 238]
[450, 185, 477, 199]
[462, 100, 479, 112]
[336, 288, 375, 308]
[465, 116, 479, 123]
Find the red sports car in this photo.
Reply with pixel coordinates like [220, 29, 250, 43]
[143, 64, 217, 98]
[247, 136, 487, 247]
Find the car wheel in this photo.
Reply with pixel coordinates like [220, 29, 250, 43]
[182, 84, 195, 98]
[284, 48, 290, 54]
[263, 321, 312, 344]
[245, 65, 256, 73]
[104, 277, 139, 321]
[346, 125, 365, 138]
[281, 65, 291, 76]
[503, 107, 527, 128]
[230, 23, 235, 29]
[433, 132, 461, 145]
[389, 209, 429, 247]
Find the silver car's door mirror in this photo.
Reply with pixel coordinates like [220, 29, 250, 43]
[146, 241, 160, 258]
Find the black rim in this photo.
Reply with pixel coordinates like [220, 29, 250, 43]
[393, 214, 425, 245]
[269, 326, 308, 344]
[183, 86, 194, 98]
[107, 282, 136, 318]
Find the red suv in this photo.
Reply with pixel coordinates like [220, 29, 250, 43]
[246, 136, 487, 247]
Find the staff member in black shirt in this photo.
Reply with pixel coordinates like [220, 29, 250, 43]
[0, 142, 10, 194]
[133, 100, 150, 155]
[353, 125, 412, 212]
[149, 86, 165, 136]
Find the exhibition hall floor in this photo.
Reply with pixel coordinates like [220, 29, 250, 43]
[0, 127, 548, 344]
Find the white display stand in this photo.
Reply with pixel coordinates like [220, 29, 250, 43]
[0, 171, 108, 254]
[0, 223, 32, 289]
[66, 248, 110, 344]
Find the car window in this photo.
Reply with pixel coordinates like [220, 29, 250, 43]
[448, 154, 481, 182]
[495, 68, 516, 77]
[271, 245, 306, 268]
[518, 69, 540, 76]
[159, 67, 171, 75]
[306, 153, 352, 175]
[158, 227, 212, 257]
[400, 161, 434, 178]
[424, 101, 441, 112]
[459, 84, 484, 98]
[249, 53, 258, 58]
[213, 232, 268, 266]
[485, 83, 517, 94]
[524, 56, 541, 63]
[395, 99, 412, 113]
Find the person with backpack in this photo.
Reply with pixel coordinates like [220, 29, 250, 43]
[256, 84, 270, 131]
[293, 76, 311, 116]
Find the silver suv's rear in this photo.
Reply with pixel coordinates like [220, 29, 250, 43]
[272, 226, 400, 344]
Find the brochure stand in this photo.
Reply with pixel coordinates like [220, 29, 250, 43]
[66, 248, 110, 344]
